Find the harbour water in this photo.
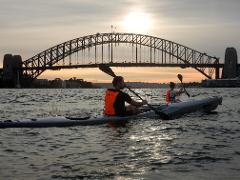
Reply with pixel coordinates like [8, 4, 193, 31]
[0, 88, 240, 180]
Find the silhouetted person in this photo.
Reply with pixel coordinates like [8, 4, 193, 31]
[104, 76, 147, 116]
[165, 82, 184, 104]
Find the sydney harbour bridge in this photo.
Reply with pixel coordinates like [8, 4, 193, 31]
[2, 32, 237, 87]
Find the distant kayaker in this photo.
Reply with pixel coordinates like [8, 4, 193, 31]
[104, 76, 147, 116]
[166, 82, 185, 104]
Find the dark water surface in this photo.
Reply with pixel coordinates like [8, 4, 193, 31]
[0, 88, 239, 180]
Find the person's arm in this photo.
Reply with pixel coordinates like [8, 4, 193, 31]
[130, 99, 147, 107]
[175, 87, 185, 96]
[123, 92, 147, 107]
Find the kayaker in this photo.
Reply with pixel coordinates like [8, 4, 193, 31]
[166, 82, 185, 104]
[104, 76, 147, 116]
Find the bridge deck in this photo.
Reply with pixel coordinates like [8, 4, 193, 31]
[21, 63, 225, 70]
[3, 64, 240, 71]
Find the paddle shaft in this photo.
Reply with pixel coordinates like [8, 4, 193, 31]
[98, 64, 165, 116]
[179, 79, 190, 97]
[126, 85, 158, 112]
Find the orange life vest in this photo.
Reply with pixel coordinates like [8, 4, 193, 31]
[166, 89, 175, 104]
[104, 89, 119, 116]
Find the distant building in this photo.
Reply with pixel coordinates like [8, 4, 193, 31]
[202, 78, 240, 87]
[50, 78, 65, 88]
[31, 77, 94, 88]
[33, 79, 50, 88]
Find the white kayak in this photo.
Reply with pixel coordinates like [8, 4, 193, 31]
[0, 96, 222, 128]
[159, 96, 222, 119]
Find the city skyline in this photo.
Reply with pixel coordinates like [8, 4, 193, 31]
[1, 0, 239, 82]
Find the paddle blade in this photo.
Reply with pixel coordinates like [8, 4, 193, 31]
[99, 64, 116, 77]
[177, 74, 183, 82]
[177, 74, 190, 97]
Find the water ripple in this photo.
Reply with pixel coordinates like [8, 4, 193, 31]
[0, 88, 240, 179]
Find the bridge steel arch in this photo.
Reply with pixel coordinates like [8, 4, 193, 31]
[22, 33, 219, 79]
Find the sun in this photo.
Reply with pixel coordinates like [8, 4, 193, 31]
[122, 11, 152, 33]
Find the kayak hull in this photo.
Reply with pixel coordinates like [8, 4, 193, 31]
[162, 96, 222, 119]
[0, 96, 222, 128]
[0, 109, 154, 128]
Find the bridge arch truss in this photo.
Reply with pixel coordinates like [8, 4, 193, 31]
[23, 33, 220, 79]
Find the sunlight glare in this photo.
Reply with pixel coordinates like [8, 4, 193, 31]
[122, 11, 152, 33]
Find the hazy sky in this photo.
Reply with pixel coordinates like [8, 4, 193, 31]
[0, 0, 239, 82]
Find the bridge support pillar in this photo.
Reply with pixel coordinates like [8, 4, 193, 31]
[2, 54, 23, 87]
[215, 65, 220, 79]
[222, 47, 238, 79]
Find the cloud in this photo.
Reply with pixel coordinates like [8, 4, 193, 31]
[1, 0, 239, 81]
[141, 0, 240, 25]
[0, 0, 129, 30]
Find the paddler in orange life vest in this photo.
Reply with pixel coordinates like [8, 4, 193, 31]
[165, 82, 184, 104]
[104, 76, 147, 116]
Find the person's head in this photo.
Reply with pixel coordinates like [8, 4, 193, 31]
[169, 82, 175, 89]
[112, 76, 125, 89]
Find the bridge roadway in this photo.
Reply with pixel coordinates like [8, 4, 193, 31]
[2, 63, 240, 71]
[20, 63, 225, 71]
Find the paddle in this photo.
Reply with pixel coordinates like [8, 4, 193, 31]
[177, 74, 190, 97]
[99, 64, 168, 119]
